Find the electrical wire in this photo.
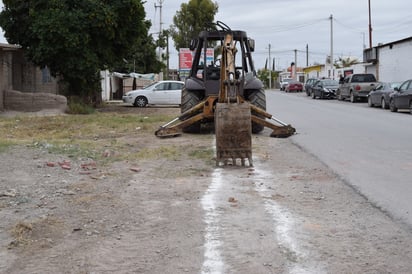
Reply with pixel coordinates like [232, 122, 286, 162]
[247, 17, 328, 34]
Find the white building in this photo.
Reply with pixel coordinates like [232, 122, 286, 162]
[300, 36, 412, 84]
[364, 36, 412, 83]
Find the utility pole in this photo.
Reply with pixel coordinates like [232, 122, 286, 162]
[166, 31, 169, 79]
[306, 44, 309, 67]
[268, 43, 272, 89]
[330, 14, 334, 79]
[155, 0, 164, 61]
[294, 49, 297, 80]
[368, 0, 372, 48]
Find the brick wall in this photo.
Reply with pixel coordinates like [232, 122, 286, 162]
[1, 44, 63, 112]
[0, 48, 14, 111]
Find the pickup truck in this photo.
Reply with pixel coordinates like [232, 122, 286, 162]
[337, 73, 378, 102]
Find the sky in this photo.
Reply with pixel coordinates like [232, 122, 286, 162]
[1, 0, 411, 71]
[144, 0, 411, 70]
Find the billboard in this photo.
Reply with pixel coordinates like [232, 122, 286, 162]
[179, 48, 214, 80]
[179, 48, 193, 70]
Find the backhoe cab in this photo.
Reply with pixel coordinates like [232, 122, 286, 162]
[155, 21, 295, 166]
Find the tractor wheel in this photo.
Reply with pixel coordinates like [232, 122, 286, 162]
[181, 88, 202, 133]
[248, 89, 266, 134]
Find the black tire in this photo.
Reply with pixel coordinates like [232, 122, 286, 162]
[181, 88, 202, 133]
[134, 96, 148, 107]
[367, 96, 373, 107]
[389, 99, 397, 112]
[248, 89, 266, 134]
[409, 101, 412, 114]
[381, 98, 388, 109]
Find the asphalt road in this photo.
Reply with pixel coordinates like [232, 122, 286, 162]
[265, 90, 412, 227]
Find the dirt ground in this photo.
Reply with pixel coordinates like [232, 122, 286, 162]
[1, 105, 412, 274]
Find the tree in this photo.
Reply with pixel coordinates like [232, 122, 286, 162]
[115, 21, 163, 74]
[169, 0, 218, 51]
[0, 0, 161, 106]
[334, 56, 360, 68]
[257, 68, 278, 89]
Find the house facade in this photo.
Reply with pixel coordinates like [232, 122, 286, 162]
[303, 63, 369, 81]
[0, 43, 63, 111]
[0, 43, 18, 110]
[299, 36, 412, 84]
[364, 36, 412, 83]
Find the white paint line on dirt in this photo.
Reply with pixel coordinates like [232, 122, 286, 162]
[254, 167, 327, 274]
[200, 167, 225, 274]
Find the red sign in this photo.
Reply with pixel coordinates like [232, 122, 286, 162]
[179, 48, 193, 70]
[179, 48, 214, 71]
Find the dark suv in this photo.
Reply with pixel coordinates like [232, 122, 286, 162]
[305, 78, 318, 96]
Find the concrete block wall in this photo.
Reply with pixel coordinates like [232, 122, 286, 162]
[4, 89, 67, 112]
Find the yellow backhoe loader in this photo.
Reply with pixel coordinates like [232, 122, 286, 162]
[155, 22, 295, 166]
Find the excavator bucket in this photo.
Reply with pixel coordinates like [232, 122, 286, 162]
[215, 102, 253, 166]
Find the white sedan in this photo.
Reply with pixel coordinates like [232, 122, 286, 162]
[122, 80, 184, 107]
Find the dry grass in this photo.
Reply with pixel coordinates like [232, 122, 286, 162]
[9, 222, 33, 247]
[0, 108, 178, 161]
[8, 217, 65, 249]
[0, 105, 215, 174]
[0, 112, 170, 142]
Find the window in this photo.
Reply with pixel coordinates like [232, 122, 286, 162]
[170, 82, 183, 90]
[156, 83, 169, 90]
[399, 81, 409, 92]
[42, 66, 52, 83]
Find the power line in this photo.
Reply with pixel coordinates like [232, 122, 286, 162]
[333, 18, 364, 33]
[247, 17, 328, 33]
[374, 18, 412, 32]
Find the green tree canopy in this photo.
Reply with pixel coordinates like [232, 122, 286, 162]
[0, 0, 161, 105]
[169, 0, 218, 51]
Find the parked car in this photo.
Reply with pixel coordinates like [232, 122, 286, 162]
[122, 80, 185, 107]
[389, 79, 412, 113]
[280, 78, 293, 91]
[337, 73, 378, 102]
[311, 79, 339, 99]
[305, 78, 318, 96]
[285, 80, 303, 92]
[367, 82, 401, 109]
